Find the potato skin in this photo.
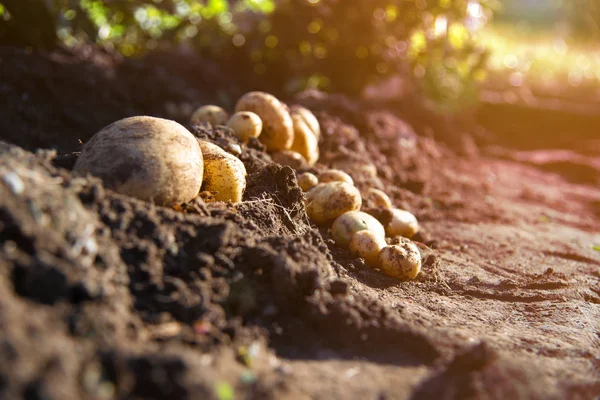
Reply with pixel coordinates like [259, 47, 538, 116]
[290, 114, 319, 166]
[227, 111, 263, 142]
[387, 208, 419, 238]
[198, 140, 247, 203]
[235, 92, 294, 152]
[331, 211, 385, 248]
[190, 105, 229, 126]
[305, 182, 362, 226]
[363, 188, 392, 209]
[378, 241, 422, 280]
[319, 169, 354, 185]
[291, 105, 320, 140]
[297, 172, 318, 192]
[74, 116, 203, 207]
[349, 230, 387, 267]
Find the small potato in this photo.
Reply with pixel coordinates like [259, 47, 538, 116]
[74, 116, 203, 207]
[378, 241, 422, 280]
[290, 105, 320, 139]
[387, 208, 419, 238]
[350, 230, 387, 267]
[290, 114, 319, 166]
[306, 182, 362, 226]
[297, 172, 318, 192]
[198, 140, 247, 203]
[227, 111, 263, 142]
[190, 105, 229, 126]
[271, 150, 308, 170]
[319, 169, 354, 185]
[331, 211, 385, 248]
[363, 188, 393, 209]
[235, 92, 294, 151]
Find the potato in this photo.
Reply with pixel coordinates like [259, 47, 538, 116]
[319, 169, 354, 186]
[378, 241, 422, 280]
[297, 172, 318, 192]
[198, 140, 246, 203]
[290, 114, 319, 166]
[74, 116, 203, 207]
[349, 230, 387, 267]
[290, 105, 320, 140]
[386, 208, 419, 239]
[271, 150, 308, 170]
[190, 105, 229, 126]
[305, 182, 362, 225]
[227, 111, 262, 143]
[331, 211, 385, 248]
[363, 188, 392, 209]
[235, 92, 294, 151]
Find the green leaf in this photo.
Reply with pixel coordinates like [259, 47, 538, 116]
[215, 381, 234, 400]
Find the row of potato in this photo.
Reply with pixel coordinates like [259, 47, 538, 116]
[296, 169, 421, 281]
[73, 90, 422, 280]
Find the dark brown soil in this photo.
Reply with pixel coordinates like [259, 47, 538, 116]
[0, 45, 599, 400]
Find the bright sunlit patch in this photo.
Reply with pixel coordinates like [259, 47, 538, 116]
[434, 15, 448, 38]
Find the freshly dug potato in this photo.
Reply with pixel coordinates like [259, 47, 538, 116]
[227, 111, 262, 142]
[290, 105, 320, 139]
[74, 116, 203, 207]
[271, 150, 308, 170]
[190, 105, 229, 126]
[290, 114, 319, 166]
[363, 188, 393, 209]
[319, 169, 354, 186]
[386, 208, 419, 238]
[331, 211, 385, 248]
[378, 240, 422, 280]
[297, 172, 318, 192]
[350, 230, 387, 267]
[198, 140, 246, 203]
[235, 92, 294, 151]
[305, 182, 362, 225]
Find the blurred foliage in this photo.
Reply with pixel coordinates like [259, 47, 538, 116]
[2, 0, 502, 107]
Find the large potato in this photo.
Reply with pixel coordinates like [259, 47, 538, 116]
[290, 114, 319, 166]
[74, 116, 203, 207]
[378, 240, 422, 280]
[235, 92, 294, 151]
[198, 140, 247, 203]
[331, 211, 385, 248]
[305, 182, 362, 226]
[319, 169, 354, 185]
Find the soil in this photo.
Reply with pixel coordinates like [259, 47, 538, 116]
[0, 45, 599, 400]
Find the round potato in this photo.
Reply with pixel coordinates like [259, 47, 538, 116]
[297, 172, 318, 192]
[290, 105, 320, 140]
[74, 116, 203, 207]
[227, 111, 262, 143]
[378, 241, 422, 280]
[363, 188, 393, 209]
[190, 105, 229, 126]
[387, 208, 419, 239]
[235, 92, 294, 151]
[198, 140, 246, 203]
[350, 230, 387, 267]
[305, 182, 362, 226]
[271, 150, 308, 170]
[331, 211, 385, 248]
[290, 114, 319, 166]
[319, 169, 354, 186]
